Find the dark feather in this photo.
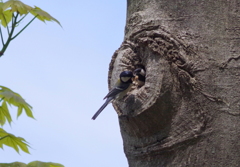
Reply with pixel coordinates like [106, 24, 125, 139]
[92, 97, 114, 120]
[103, 82, 131, 99]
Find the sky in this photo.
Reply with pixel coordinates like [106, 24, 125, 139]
[0, 0, 128, 166]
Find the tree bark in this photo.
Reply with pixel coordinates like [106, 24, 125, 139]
[108, 0, 240, 166]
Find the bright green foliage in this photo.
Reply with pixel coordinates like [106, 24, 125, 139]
[2, 0, 32, 15]
[28, 161, 64, 167]
[0, 162, 26, 167]
[0, 101, 12, 125]
[0, 128, 30, 153]
[30, 6, 61, 25]
[0, 161, 65, 167]
[0, 1, 63, 165]
[0, 2, 12, 27]
[1, 0, 60, 24]
[0, 86, 34, 124]
[0, 0, 61, 55]
[0, 86, 33, 153]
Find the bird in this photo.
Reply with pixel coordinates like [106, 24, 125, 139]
[91, 71, 134, 120]
[133, 68, 146, 87]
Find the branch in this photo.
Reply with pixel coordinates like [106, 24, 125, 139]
[3, 15, 10, 35]
[0, 26, 4, 46]
[0, 13, 19, 56]
[16, 13, 28, 24]
[11, 15, 38, 40]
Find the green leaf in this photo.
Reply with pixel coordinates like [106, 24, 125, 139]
[0, 2, 12, 27]
[0, 128, 9, 149]
[0, 128, 30, 154]
[0, 101, 12, 126]
[27, 161, 64, 167]
[30, 6, 61, 26]
[23, 103, 34, 118]
[0, 110, 6, 126]
[0, 128, 8, 149]
[14, 136, 30, 153]
[2, 0, 32, 15]
[0, 104, 7, 126]
[0, 9, 12, 27]
[0, 162, 26, 167]
[0, 161, 64, 167]
[0, 86, 34, 119]
[0, 127, 8, 136]
[49, 164, 65, 167]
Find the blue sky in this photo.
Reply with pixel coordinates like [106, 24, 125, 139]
[1, 0, 128, 166]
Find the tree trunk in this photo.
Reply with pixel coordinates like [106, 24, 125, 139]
[108, 0, 240, 166]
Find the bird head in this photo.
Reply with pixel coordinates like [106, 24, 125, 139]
[133, 68, 146, 78]
[119, 71, 134, 83]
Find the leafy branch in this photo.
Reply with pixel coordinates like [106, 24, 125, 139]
[0, 128, 30, 154]
[0, 161, 64, 167]
[0, 86, 33, 153]
[0, 12, 19, 55]
[0, 0, 61, 56]
[0, 0, 61, 155]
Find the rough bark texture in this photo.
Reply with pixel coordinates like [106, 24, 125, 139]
[108, 0, 240, 166]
